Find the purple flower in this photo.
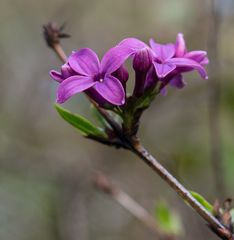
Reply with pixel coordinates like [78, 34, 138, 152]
[149, 39, 178, 78]
[175, 33, 209, 65]
[54, 47, 130, 105]
[117, 34, 209, 91]
[85, 65, 129, 107]
[163, 33, 209, 90]
[50, 34, 209, 106]
[115, 38, 157, 93]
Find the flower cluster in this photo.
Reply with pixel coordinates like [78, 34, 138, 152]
[50, 33, 208, 106]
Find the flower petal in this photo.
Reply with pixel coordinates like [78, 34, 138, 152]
[149, 39, 175, 61]
[100, 46, 133, 74]
[94, 75, 125, 105]
[175, 33, 186, 57]
[50, 70, 64, 83]
[184, 51, 209, 64]
[61, 63, 75, 78]
[118, 38, 148, 50]
[200, 57, 209, 65]
[167, 57, 208, 79]
[101, 38, 150, 74]
[68, 48, 100, 76]
[153, 62, 176, 78]
[85, 88, 108, 106]
[169, 74, 186, 89]
[57, 76, 95, 103]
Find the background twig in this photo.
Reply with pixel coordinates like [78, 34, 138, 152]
[93, 172, 176, 240]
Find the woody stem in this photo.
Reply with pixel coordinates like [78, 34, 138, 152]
[129, 138, 230, 240]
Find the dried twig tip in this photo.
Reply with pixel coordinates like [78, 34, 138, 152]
[43, 22, 70, 48]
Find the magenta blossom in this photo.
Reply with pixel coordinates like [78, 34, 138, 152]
[54, 47, 130, 105]
[149, 37, 208, 80]
[175, 33, 209, 65]
[166, 33, 209, 90]
[85, 65, 129, 107]
[51, 34, 209, 106]
[117, 34, 208, 91]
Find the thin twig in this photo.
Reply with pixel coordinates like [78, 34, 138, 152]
[53, 43, 67, 63]
[130, 139, 231, 240]
[93, 172, 175, 240]
[43, 22, 69, 63]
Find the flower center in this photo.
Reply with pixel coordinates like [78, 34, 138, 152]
[94, 73, 104, 83]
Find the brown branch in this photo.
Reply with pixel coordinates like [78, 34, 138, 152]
[93, 172, 176, 240]
[86, 135, 127, 149]
[53, 43, 67, 63]
[130, 139, 231, 240]
[43, 22, 69, 63]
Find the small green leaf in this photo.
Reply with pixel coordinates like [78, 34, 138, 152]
[190, 191, 213, 213]
[155, 201, 183, 235]
[55, 104, 107, 138]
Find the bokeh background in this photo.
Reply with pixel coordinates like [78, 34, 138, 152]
[1, 0, 234, 239]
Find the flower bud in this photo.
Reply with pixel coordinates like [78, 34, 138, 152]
[113, 65, 129, 83]
[50, 63, 75, 83]
[112, 66, 129, 93]
[133, 48, 153, 97]
[133, 47, 152, 72]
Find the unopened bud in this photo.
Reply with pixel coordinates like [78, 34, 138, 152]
[50, 63, 75, 83]
[133, 48, 152, 72]
[113, 66, 129, 83]
[133, 48, 153, 97]
[112, 66, 129, 94]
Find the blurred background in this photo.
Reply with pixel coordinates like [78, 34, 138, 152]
[0, 0, 234, 239]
